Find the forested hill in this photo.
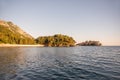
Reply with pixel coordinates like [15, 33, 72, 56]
[0, 20, 35, 44]
[36, 34, 76, 47]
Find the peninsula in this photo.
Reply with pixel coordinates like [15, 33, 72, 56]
[0, 20, 76, 47]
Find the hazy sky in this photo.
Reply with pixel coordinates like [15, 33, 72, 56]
[0, 0, 120, 45]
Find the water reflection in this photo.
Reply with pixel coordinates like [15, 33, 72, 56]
[0, 47, 75, 79]
[23, 47, 75, 69]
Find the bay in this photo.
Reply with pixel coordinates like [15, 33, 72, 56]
[0, 46, 120, 80]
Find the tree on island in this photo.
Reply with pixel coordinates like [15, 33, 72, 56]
[36, 34, 76, 47]
[76, 40, 102, 46]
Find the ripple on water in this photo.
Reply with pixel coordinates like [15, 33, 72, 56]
[0, 47, 120, 80]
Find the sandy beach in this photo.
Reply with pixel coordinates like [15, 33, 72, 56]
[0, 44, 44, 47]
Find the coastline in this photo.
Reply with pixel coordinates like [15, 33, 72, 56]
[0, 44, 44, 47]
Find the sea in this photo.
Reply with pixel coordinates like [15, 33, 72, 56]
[0, 46, 120, 80]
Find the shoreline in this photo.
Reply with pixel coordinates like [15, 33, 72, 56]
[0, 44, 44, 47]
[0, 44, 119, 47]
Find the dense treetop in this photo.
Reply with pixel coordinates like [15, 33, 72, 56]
[36, 34, 76, 47]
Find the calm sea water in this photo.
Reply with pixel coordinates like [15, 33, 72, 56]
[0, 46, 120, 80]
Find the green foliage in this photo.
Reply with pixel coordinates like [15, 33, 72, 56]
[0, 25, 35, 44]
[36, 34, 76, 47]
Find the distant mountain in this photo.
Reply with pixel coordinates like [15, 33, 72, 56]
[0, 20, 35, 44]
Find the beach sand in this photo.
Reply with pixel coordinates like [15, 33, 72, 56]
[0, 44, 44, 47]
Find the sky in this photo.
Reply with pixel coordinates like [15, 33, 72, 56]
[0, 0, 120, 46]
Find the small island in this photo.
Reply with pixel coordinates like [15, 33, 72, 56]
[76, 40, 102, 46]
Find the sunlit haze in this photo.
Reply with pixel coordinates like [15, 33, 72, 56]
[0, 0, 120, 46]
